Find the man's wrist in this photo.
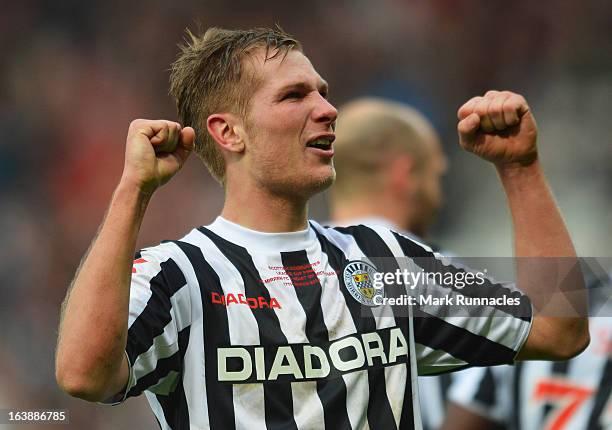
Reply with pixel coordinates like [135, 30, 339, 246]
[117, 174, 156, 201]
[495, 159, 543, 182]
[114, 176, 154, 217]
[494, 160, 549, 200]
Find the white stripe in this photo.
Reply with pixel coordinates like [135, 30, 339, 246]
[291, 381, 325, 429]
[415, 343, 468, 375]
[307, 239, 359, 342]
[389, 229, 436, 255]
[375, 225, 531, 352]
[564, 318, 607, 428]
[313, 226, 375, 429]
[447, 366, 481, 402]
[249, 252, 309, 344]
[128, 246, 171, 328]
[375, 224, 530, 391]
[371, 225, 422, 429]
[384, 364, 408, 426]
[417, 376, 446, 429]
[132, 286, 190, 383]
[145, 392, 172, 430]
[310, 241, 372, 430]
[317, 225, 414, 429]
[249, 251, 325, 430]
[344, 370, 371, 430]
[147, 370, 181, 395]
[314, 225, 377, 268]
[188, 230, 266, 430]
[430, 314, 529, 352]
[521, 362, 548, 429]
[408, 320, 422, 430]
[165, 238, 209, 429]
[330, 225, 408, 428]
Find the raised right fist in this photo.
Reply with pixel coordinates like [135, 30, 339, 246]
[457, 91, 538, 168]
[121, 119, 195, 195]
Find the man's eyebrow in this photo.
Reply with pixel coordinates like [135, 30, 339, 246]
[278, 80, 329, 94]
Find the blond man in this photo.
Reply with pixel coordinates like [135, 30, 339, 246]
[56, 27, 588, 430]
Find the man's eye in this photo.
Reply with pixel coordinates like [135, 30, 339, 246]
[282, 92, 303, 100]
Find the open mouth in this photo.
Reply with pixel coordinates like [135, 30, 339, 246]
[306, 137, 334, 150]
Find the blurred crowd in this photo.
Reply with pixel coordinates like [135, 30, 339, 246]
[1, 0, 610, 428]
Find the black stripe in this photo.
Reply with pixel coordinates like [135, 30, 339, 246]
[413, 308, 517, 366]
[127, 258, 186, 362]
[541, 361, 571, 423]
[198, 228, 298, 430]
[333, 225, 416, 430]
[391, 229, 530, 362]
[281, 250, 352, 430]
[127, 342, 182, 396]
[420, 363, 472, 377]
[551, 361, 570, 374]
[174, 241, 236, 430]
[156, 326, 191, 430]
[586, 357, 612, 429]
[391, 231, 531, 321]
[439, 373, 452, 404]
[126, 258, 187, 392]
[314, 226, 399, 430]
[474, 367, 497, 407]
[126, 355, 178, 398]
[511, 362, 522, 430]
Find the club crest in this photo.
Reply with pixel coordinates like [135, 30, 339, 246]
[342, 260, 384, 306]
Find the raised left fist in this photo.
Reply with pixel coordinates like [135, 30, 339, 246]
[457, 90, 538, 167]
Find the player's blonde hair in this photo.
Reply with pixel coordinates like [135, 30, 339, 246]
[169, 27, 301, 184]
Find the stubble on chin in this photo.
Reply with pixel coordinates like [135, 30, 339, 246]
[264, 166, 336, 201]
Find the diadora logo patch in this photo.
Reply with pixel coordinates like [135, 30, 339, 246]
[211, 292, 281, 309]
[216, 326, 409, 383]
[342, 260, 384, 306]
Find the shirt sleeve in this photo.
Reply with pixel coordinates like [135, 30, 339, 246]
[389, 231, 532, 375]
[102, 243, 193, 404]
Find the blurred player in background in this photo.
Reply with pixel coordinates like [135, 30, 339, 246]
[330, 98, 447, 241]
[330, 98, 495, 429]
[441, 271, 612, 430]
[55, 26, 588, 430]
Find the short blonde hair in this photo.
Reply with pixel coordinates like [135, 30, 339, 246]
[169, 27, 301, 183]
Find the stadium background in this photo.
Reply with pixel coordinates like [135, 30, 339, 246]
[1, 1, 610, 428]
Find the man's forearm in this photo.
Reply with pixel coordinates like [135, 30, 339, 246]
[56, 180, 151, 400]
[498, 160, 574, 257]
[499, 160, 589, 359]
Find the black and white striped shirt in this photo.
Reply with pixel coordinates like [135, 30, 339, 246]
[113, 217, 532, 429]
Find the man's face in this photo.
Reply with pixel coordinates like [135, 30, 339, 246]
[412, 139, 448, 235]
[241, 49, 338, 199]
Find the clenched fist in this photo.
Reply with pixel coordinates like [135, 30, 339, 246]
[457, 91, 538, 167]
[121, 119, 195, 195]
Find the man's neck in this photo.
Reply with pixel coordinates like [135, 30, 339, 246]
[222, 184, 309, 233]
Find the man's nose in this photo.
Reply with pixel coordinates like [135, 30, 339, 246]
[313, 94, 338, 125]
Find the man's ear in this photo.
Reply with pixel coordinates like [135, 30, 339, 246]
[389, 154, 416, 197]
[207, 113, 246, 153]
